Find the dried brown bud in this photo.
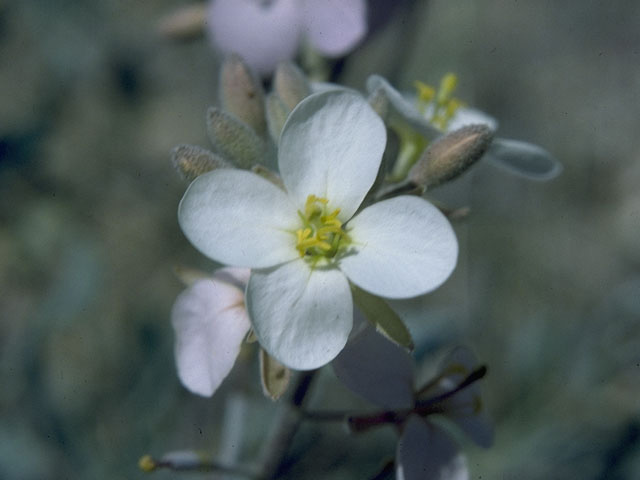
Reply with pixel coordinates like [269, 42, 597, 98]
[409, 124, 494, 188]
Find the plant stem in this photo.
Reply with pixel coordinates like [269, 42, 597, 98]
[303, 366, 487, 433]
[259, 370, 317, 480]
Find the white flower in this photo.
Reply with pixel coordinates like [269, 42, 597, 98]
[178, 90, 458, 370]
[171, 267, 251, 396]
[333, 326, 493, 480]
[367, 74, 562, 181]
[207, 0, 367, 76]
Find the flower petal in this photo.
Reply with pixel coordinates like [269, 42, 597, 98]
[247, 259, 352, 370]
[428, 376, 494, 449]
[301, 0, 367, 57]
[422, 347, 494, 448]
[483, 137, 563, 181]
[278, 90, 387, 221]
[444, 107, 498, 133]
[171, 274, 250, 396]
[332, 323, 414, 410]
[206, 0, 303, 76]
[178, 169, 299, 268]
[213, 267, 251, 289]
[340, 196, 458, 299]
[397, 416, 469, 480]
[366, 74, 442, 140]
[448, 408, 494, 449]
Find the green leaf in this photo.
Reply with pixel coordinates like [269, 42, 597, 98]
[351, 287, 414, 351]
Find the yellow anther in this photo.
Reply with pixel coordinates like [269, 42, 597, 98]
[321, 218, 341, 229]
[316, 241, 332, 250]
[320, 208, 340, 222]
[437, 73, 458, 105]
[414, 80, 435, 103]
[138, 455, 157, 472]
[317, 226, 340, 238]
[413, 73, 464, 131]
[295, 195, 349, 259]
[296, 228, 311, 243]
[446, 98, 463, 117]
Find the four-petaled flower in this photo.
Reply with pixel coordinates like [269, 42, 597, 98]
[367, 74, 562, 181]
[178, 90, 458, 370]
[207, 0, 367, 76]
[333, 325, 493, 480]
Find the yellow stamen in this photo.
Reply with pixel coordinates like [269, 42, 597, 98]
[414, 73, 464, 131]
[414, 81, 435, 107]
[138, 455, 157, 472]
[295, 195, 350, 260]
[437, 73, 458, 105]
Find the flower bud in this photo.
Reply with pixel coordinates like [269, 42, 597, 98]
[171, 144, 231, 182]
[251, 165, 285, 189]
[274, 62, 311, 111]
[219, 54, 267, 136]
[265, 92, 290, 142]
[409, 124, 494, 188]
[157, 4, 206, 41]
[206, 107, 265, 168]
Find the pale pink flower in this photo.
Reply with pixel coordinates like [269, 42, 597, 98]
[207, 0, 367, 75]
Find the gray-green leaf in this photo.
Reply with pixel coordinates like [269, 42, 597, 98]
[351, 286, 414, 351]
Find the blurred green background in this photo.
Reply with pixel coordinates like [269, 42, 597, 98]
[1, 1, 639, 478]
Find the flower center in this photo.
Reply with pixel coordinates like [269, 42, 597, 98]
[295, 195, 350, 260]
[414, 73, 463, 130]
